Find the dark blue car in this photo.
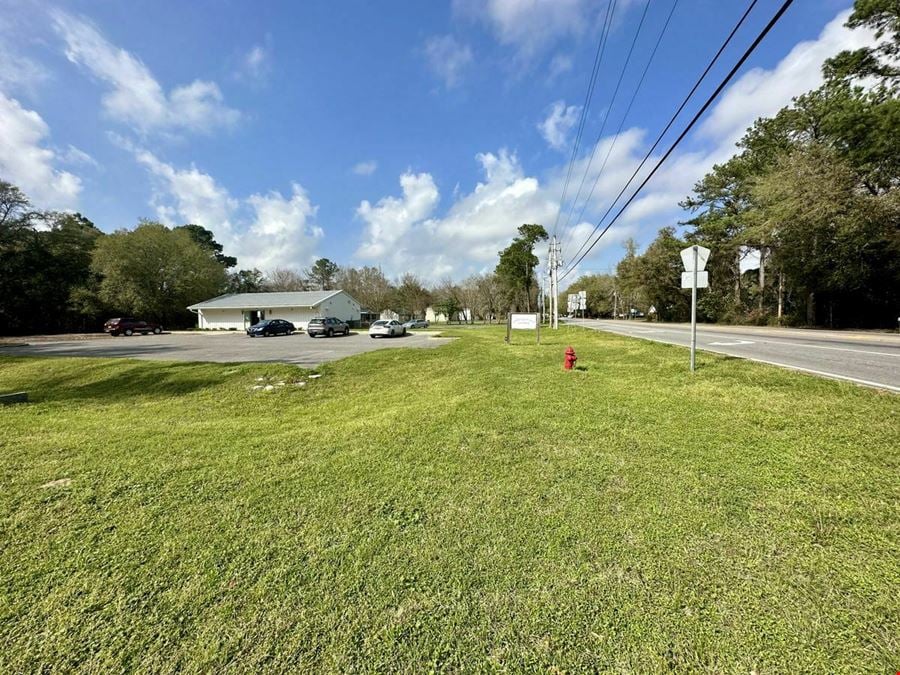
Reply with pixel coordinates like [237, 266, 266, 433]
[247, 319, 295, 337]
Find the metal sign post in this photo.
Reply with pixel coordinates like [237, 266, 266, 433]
[691, 247, 698, 372]
[680, 245, 711, 372]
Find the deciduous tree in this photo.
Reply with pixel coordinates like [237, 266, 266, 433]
[495, 223, 548, 311]
[92, 221, 226, 326]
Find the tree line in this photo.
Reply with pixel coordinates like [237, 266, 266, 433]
[564, 2, 899, 328]
[0, 180, 551, 334]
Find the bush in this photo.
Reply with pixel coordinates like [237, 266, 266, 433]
[744, 309, 770, 326]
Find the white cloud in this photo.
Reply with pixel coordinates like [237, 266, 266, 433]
[547, 53, 574, 80]
[538, 100, 580, 150]
[0, 92, 81, 209]
[235, 41, 272, 83]
[132, 149, 322, 270]
[352, 160, 378, 176]
[700, 10, 875, 147]
[454, 0, 599, 58]
[0, 11, 52, 98]
[59, 144, 98, 168]
[0, 46, 50, 97]
[52, 10, 239, 135]
[423, 35, 474, 88]
[134, 150, 238, 231]
[244, 185, 323, 270]
[355, 150, 565, 280]
[356, 172, 440, 260]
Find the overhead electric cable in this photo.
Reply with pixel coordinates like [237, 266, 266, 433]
[563, 0, 761, 273]
[559, 0, 655, 253]
[561, 0, 795, 281]
[550, 0, 618, 239]
[562, 0, 760, 273]
[561, 0, 679, 255]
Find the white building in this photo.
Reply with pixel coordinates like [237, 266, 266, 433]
[425, 306, 472, 323]
[188, 290, 361, 330]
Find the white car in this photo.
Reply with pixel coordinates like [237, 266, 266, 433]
[369, 319, 406, 338]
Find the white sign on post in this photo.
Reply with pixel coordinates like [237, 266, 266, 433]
[681, 245, 711, 373]
[681, 271, 709, 288]
[510, 313, 538, 330]
[507, 312, 540, 344]
[680, 245, 710, 272]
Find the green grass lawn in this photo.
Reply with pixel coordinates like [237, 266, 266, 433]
[1, 326, 897, 672]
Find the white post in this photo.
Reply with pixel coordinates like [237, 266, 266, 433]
[690, 245, 698, 373]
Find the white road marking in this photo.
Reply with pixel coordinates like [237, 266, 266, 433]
[576, 324, 899, 393]
[740, 338, 899, 358]
[728, 356, 900, 393]
[605, 324, 898, 357]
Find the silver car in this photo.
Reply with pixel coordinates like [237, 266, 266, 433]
[402, 319, 430, 329]
[368, 319, 406, 338]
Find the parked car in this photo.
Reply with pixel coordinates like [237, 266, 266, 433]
[307, 317, 350, 337]
[402, 319, 430, 329]
[369, 319, 406, 338]
[247, 319, 295, 337]
[104, 317, 162, 336]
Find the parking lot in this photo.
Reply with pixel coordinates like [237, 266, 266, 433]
[0, 330, 451, 368]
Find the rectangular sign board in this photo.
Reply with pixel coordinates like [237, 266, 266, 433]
[506, 312, 540, 344]
[681, 271, 709, 289]
[510, 313, 538, 330]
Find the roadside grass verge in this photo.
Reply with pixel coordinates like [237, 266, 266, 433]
[0, 325, 897, 671]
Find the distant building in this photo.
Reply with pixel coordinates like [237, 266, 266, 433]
[425, 306, 472, 323]
[188, 290, 361, 330]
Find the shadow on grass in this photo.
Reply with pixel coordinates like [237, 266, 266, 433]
[7, 358, 230, 404]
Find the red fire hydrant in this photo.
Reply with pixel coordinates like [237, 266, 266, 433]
[564, 346, 577, 370]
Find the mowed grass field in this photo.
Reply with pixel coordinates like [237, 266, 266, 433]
[0, 326, 897, 672]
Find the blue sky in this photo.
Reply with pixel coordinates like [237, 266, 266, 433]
[0, 0, 872, 281]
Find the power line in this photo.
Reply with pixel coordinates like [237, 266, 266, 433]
[563, 0, 760, 273]
[559, 0, 655, 254]
[561, 0, 794, 282]
[549, 0, 618, 240]
[561, 0, 679, 254]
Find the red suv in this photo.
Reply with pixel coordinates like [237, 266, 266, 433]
[104, 317, 162, 336]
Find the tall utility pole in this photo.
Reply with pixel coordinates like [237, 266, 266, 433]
[538, 272, 545, 322]
[548, 236, 562, 329]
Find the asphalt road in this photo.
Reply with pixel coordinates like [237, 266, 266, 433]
[0, 330, 451, 368]
[565, 319, 900, 392]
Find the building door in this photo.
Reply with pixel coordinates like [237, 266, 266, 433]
[245, 310, 264, 328]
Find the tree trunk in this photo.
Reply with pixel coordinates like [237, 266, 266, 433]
[758, 247, 766, 313]
[777, 272, 784, 322]
[806, 291, 816, 326]
[734, 250, 742, 306]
